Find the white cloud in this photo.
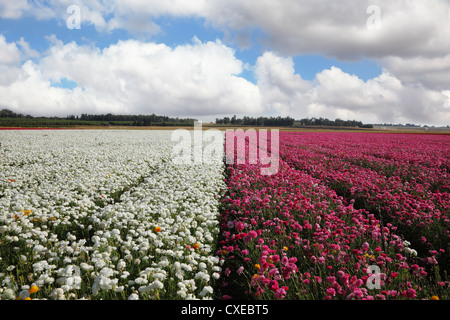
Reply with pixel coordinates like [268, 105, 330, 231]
[0, 35, 449, 125]
[277, 63, 450, 125]
[0, 35, 36, 86]
[0, 37, 262, 117]
[8, 0, 450, 59]
[0, 35, 21, 65]
[380, 55, 450, 91]
[204, 0, 450, 59]
[250, 52, 450, 126]
[255, 52, 311, 115]
[0, 0, 30, 19]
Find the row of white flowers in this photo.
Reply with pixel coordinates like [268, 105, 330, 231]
[0, 130, 226, 300]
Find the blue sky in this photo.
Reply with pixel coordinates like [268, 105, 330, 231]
[0, 1, 449, 126]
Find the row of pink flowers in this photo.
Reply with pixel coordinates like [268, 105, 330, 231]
[279, 132, 449, 273]
[216, 131, 449, 300]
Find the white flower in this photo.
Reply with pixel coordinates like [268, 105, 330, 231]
[94, 259, 107, 269]
[115, 286, 124, 293]
[33, 261, 48, 273]
[150, 280, 164, 290]
[199, 286, 213, 297]
[195, 271, 210, 282]
[212, 273, 220, 280]
[134, 277, 148, 285]
[117, 260, 126, 270]
[128, 293, 139, 300]
[1, 288, 16, 300]
[177, 289, 187, 298]
[50, 288, 66, 300]
[80, 262, 94, 271]
[99, 267, 115, 278]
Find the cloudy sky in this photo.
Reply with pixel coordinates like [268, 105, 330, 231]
[1, 0, 449, 125]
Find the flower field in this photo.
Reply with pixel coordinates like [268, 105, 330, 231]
[217, 131, 449, 300]
[0, 129, 449, 300]
[0, 130, 226, 300]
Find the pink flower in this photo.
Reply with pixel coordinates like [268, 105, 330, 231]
[326, 276, 336, 284]
[403, 288, 416, 299]
[326, 288, 336, 296]
[237, 266, 244, 275]
[235, 221, 245, 231]
[269, 280, 279, 292]
[269, 268, 279, 276]
[248, 230, 258, 238]
[353, 288, 364, 299]
[275, 287, 287, 299]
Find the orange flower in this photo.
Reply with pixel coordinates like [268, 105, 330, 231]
[24, 297, 31, 300]
[193, 243, 200, 250]
[154, 226, 161, 233]
[431, 296, 439, 300]
[29, 286, 39, 294]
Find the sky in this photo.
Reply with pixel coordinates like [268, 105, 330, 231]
[0, 1, 450, 126]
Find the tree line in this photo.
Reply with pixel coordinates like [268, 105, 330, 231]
[215, 115, 295, 126]
[77, 113, 196, 126]
[215, 115, 373, 128]
[0, 109, 196, 127]
[296, 117, 373, 128]
[1, 108, 374, 128]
